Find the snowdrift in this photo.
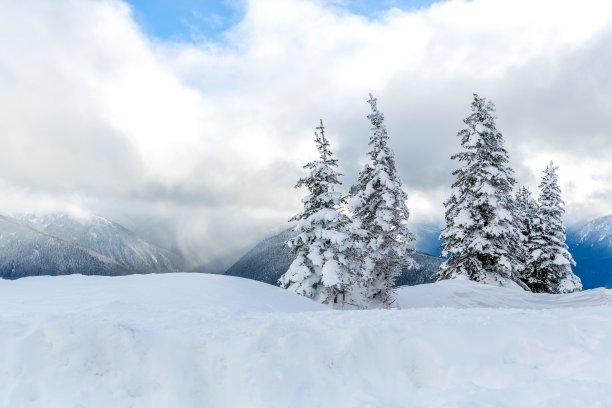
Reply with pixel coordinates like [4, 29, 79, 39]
[1, 274, 611, 407]
[396, 278, 612, 308]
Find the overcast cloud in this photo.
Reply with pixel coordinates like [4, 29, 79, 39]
[1, 0, 612, 267]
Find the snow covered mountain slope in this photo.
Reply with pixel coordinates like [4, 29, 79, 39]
[224, 229, 443, 286]
[16, 213, 187, 274]
[572, 215, 612, 247]
[224, 229, 295, 284]
[0, 273, 611, 407]
[567, 215, 612, 289]
[0, 215, 129, 278]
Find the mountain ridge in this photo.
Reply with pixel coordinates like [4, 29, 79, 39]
[224, 228, 443, 287]
[0, 212, 188, 279]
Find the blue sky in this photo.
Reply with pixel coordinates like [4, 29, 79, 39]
[126, 0, 439, 42]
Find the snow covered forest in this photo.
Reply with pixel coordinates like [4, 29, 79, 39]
[281, 93, 582, 309]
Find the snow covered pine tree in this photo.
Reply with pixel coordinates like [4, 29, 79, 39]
[436, 94, 526, 288]
[348, 94, 416, 308]
[279, 120, 354, 306]
[515, 186, 541, 287]
[527, 162, 582, 293]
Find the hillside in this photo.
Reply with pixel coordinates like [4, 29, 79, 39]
[223, 229, 295, 284]
[0, 273, 611, 407]
[17, 213, 187, 274]
[224, 229, 443, 286]
[0, 215, 129, 278]
[0, 213, 187, 279]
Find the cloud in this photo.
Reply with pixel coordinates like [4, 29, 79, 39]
[1, 0, 612, 266]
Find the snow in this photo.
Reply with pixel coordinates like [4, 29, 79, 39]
[0, 273, 323, 316]
[320, 259, 340, 287]
[396, 279, 612, 308]
[454, 208, 474, 227]
[2, 274, 612, 407]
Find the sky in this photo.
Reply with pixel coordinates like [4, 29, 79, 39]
[126, 0, 438, 41]
[1, 0, 612, 268]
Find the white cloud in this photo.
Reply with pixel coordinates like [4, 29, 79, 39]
[1, 0, 612, 265]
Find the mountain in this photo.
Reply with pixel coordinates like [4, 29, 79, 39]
[224, 229, 443, 286]
[0, 215, 129, 278]
[567, 215, 612, 289]
[0, 213, 188, 279]
[224, 229, 295, 285]
[17, 213, 187, 274]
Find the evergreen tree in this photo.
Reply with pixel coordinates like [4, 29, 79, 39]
[528, 162, 582, 293]
[515, 186, 541, 288]
[348, 94, 416, 308]
[279, 120, 353, 306]
[436, 94, 525, 287]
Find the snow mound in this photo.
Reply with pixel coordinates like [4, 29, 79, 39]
[0, 273, 323, 315]
[396, 279, 612, 309]
[1, 274, 612, 407]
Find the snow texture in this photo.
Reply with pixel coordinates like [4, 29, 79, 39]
[1, 274, 611, 407]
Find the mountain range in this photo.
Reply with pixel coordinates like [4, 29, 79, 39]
[0, 213, 187, 279]
[224, 215, 612, 290]
[224, 228, 443, 287]
[2, 210, 611, 289]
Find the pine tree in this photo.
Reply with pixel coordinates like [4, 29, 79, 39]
[436, 94, 525, 287]
[348, 94, 416, 308]
[515, 186, 541, 288]
[528, 162, 582, 293]
[279, 120, 353, 306]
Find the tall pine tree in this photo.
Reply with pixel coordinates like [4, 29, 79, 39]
[528, 162, 582, 293]
[515, 186, 541, 288]
[436, 94, 525, 287]
[348, 94, 416, 308]
[279, 120, 354, 306]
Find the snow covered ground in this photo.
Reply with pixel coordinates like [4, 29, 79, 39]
[1, 274, 611, 407]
